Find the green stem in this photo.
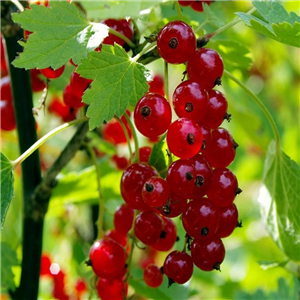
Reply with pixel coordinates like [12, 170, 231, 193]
[194, 20, 209, 35]
[108, 27, 136, 49]
[224, 70, 280, 150]
[12, 117, 88, 169]
[132, 42, 157, 62]
[84, 143, 105, 240]
[123, 113, 139, 162]
[205, 7, 256, 39]
[174, 1, 183, 20]
[164, 60, 169, 102]
[115, 115, 133, 161]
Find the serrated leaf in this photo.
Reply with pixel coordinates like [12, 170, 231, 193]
[203, 3, 225, 28]
[148, 134, 168, 177]
[209, 39, 252, 70]
[12, 1, 108, 69]
[77, 44, 150, 129]
[258, 141, 300, 262]
[1, 152, 14, 228]
[0, 242, 19, 291]
[82, 1, 161, 20]
[236, 1, 300, 47]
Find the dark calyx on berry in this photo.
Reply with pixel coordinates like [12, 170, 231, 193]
[85, 259, 92, 266]
[167, 277, 176, 288]
[140, 106, 151, 117]
[187, 133, 195, 144]
[213, 262, 221, 271]
[236, 220, 243, 228]
[169, 37, 178, 49]
[224, 112, 232, 122]
[233, 140, 239, 149]
[195, 175, 204, 187]
[201, 227, 209, 236]
[186, 172, 194, 181]
[235, 187, 242, 195]
[145, 183, 154, 192]
[215, 77, 222, 86]
[160, 231, 167, 238]
[185, 102, 194, 112]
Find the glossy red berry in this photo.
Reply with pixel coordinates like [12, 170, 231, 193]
[120, 162, 158, 210]
[148, 74, 165, 96]
[104, 229, 127, 248]
[143, 264, 164, 288]
[134, 210, 164, 246]
[167, 118, 203, 159]
[30, 69, 46, 92]
[1, 76, 13, 103]
[111, 154, 128, 170]
[201, 90, 229, 129]
[178, 0, 193, 6]
[157, 21, 196, 64]
[202, 127, 237, 168]
[198, 122, 212, 152]
[151, 217, 177, 252]
[63, 83, 84, 108]
[163, 251, 193, 285]
[136, 146, 152, 163]
[69, 70, 92, 98]
[48, 96, 78, 122]
[1, 100, 16, 131]
[182, 197, 220, 239]
[206, 168, 240, 207]
[166, 159, 195, 198]
[142, 176, 170, 207]
[191, 0, 212, 12]
[40, 65, 65, 79]
[189, 154, 212, 198]
[102, 19, 133, 47]
[89, 238, 126, 279]
[191, 236, 225, 271]
[172, 80, 209, 122]
[134, 92, 172, 138]
[187, 48, 224, 90]
[216, 203, 239, 238]
[114, 204, 134, 236]
[156, 193, 188, 218]
[97, 277, 128, 300]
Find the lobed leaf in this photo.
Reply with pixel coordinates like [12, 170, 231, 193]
[12, 1, 108, 69]
[77, 44, 151, 129]
[1, 152, 14, 228]
[236, 1, 300, 48]
[0, 242, 19, 291]
[258, 141, 300, 262]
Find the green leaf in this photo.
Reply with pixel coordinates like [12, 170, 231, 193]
[77, 44, 151, 129]
[1, 152, 14, 228]
[148, 134, 168, 178]
[12, 1, 108, 69]
[257, 260, 289, 270]
[0, 242, 19, 291]
[82, 1, 161, 20]
[258, 141, 300, 262]
[209, 39, 252, 70]
[236, 1, 300, 47]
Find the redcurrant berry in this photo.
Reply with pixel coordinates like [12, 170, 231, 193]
[1, 100, 16, 131]
[143, 264, 164, 288]
[69, 70, 92, 98]
[148, 74, 165, 96]
[216, 203, 239, 238]
[30, 69, 46, 92]
[178, 0, 193, 6]
[191, 0, 212, 12]
[63, 83, 84, 108]
[40, 65, 65, 79]
[187, 48, 224, 90]
[157, 21, 196, 64]
[156, 193, 188, 218]
[97, 277, 128, 300]
[114, 204, 134, 236]
[134, 92, 172, 138]
[167, 118, 203, 159]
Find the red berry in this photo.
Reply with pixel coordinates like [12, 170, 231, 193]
[142, 176, 170, 207]
[104, 229, 127, 247]
[206, 167, 239, 207]
[135, 146, 152, 163]
[166, 159, 195, 198]
[191, 236, 225, 271]
[89, 238, 126, 279]
[1, 76, 13, 103]
[134, 210, 164, 246]
[134, 92, 172, 138]
[120, 162, 158, 210]
[111, 154, 128, 170]
[187, 48, 224, 90]
[148, 74, 165, 96]
[97, 277, 128, 300]
[30, 69, 46, 92]
[191, 0, 212, 12]
[40, 253, 52, 276]
[178, 0, 193, 6]
[172, 80, 209, 122]
[63, 83, 84, 108]
[151, 217, 177, 252]
[1, 35, 8, 77]
[1, 100, 16, 131]
[114, 204, 134, 236]
[201, 90, 228, 129]
[156, 193, 188, 218]
[182, 197, 220, 239]
[144, 264, 163, 288]
[48, 96, 78, 122]
[167, 118, 203, 159]
[157, 21, 196, 64]
[40, 65, 65, 79]
[69, 70, 92, 98]
[202, 127, 237, 168]
[163, 251, 193, 285]
[198, 122, 212, 152]
[102, 19, 133, 47]
[216, 203, 239, 238]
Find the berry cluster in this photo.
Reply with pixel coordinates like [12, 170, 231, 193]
[87, 19, 242, 297]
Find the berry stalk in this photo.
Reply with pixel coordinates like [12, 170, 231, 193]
[224, 70, 280, 150]
[115, 115, 133, 161]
